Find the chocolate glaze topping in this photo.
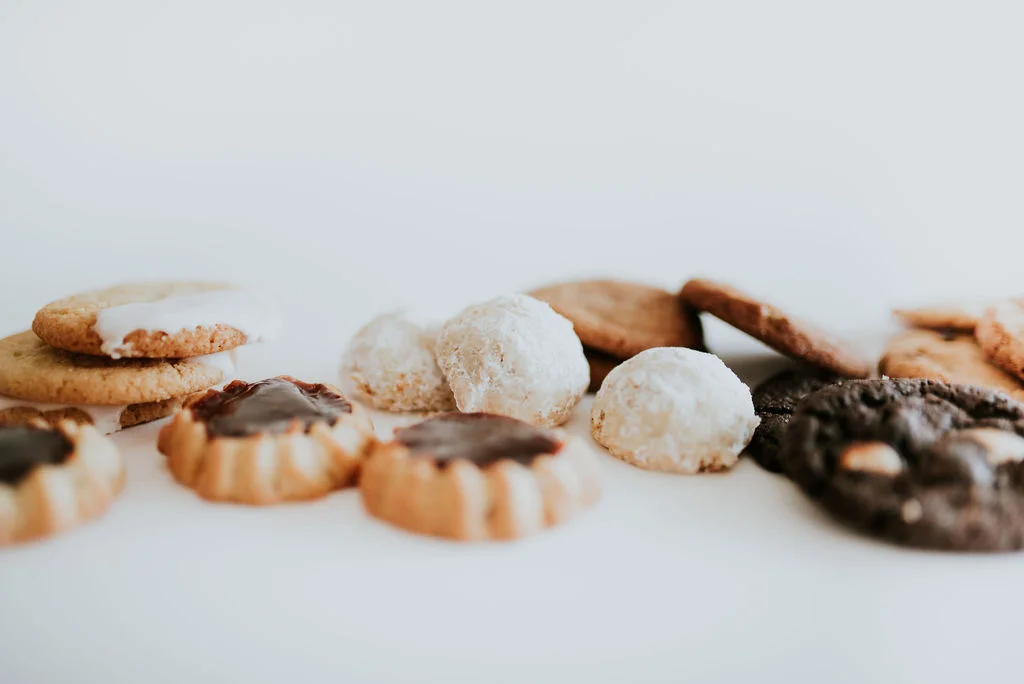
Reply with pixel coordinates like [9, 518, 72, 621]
[192, 377, 352, 438]
[0, 425, 74, 486]
[396, 413, 562, 468]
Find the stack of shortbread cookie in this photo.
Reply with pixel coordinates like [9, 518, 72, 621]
[0, 281, 280, 434]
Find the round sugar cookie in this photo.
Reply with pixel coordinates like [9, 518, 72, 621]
[591, 347, 759, 473]
[435, 294, 589, 427]
[0, 332, 226, 405]
[680, 278, 872, 378]
[880, 329, 1024, 400]
[529, 279, 705, 358]
[976, 300, 1024, 383]
[340, 312, 455, 412]
[33, 281, 280, 359]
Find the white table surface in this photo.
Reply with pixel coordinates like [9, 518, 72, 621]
[3, 3, 1024, 683]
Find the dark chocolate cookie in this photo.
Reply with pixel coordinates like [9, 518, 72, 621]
[746, 369, 842, 473]
[781, 378, 1024, 551]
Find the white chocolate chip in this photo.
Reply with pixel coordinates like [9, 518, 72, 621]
[839, 442, 904, 476]
[901, 499, 924, 523]
[957, 428, 1024, 465]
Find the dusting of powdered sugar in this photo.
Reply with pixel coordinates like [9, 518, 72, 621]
[435, 294, 588, 427]
[340, 311, 456, 412]
[590, 347, 759, 473]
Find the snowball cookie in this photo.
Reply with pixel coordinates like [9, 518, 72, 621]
[435, 294, 588, 427]
[591, 347, 759, 473]
[340, 312, 456, 412]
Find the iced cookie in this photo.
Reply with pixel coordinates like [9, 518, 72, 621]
[33, 281, 280, 359]
[158, 377, 374, 505]
[880, 329, 1024, 400]
[529, 279, 705, 358]
[679, 278, 872, 378]
[435, 294, 588, 427]
[360, 413, 601, 541]
[0, 421, 124, 545]
[340, 312, 455, 412]
[781, 378, 1024, 551]
[0, 332, 229, 406]
[591, 347, 759, 473]
[976, 300, 1024, 382]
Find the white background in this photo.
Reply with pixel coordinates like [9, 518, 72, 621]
[2, 2, 1024, 682]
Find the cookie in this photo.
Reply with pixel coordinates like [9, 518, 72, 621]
[33, 281, 280, 358]
[746, 369, 843, 474]
[436, 294, 588, 427]
[0, 420, 124, 545]
[976, 300, 1024, 382]
[591, 347, 759, 473]
[340, 312, 456, 412]
[584, 347, 620, 393]
[679, 278, 872, 378]
[158, 377, 374, 505]
[0, 332, 227, 405]
[880, 329, 1024, 400]
[893, 300, 995, 332]
[0, 392, 203, 435]
[781, 378, 1024, 551]
[529, 279, 704, 358]
[360, 413, 602, 541]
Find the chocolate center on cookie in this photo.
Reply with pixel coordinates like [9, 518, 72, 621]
[396, 413, 561, 468]
[192, 378, 352, 437]
[0, 425, 74, 485]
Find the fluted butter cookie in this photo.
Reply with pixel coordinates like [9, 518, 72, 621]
[360, 413, 601, 541]
[680, 278, 872, 378]
[0, 332, 229, 408]
[340, 312, 455, 412]
[529, 279, 704, 358]
[33, 281, 280, 359]
[0, 421, 124, 545]
[782, 378, 1024, 551]
[158, 377, 374, 505]
[880, 329, 1024, 400]
[436, 294, 588, 427]
[591, 348, 759, 473]
[0, 393, 202, 435]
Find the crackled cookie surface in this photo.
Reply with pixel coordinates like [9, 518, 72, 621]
[781, 378, 1024, 551]
[591, 347, 758, 473]
[33, 281, 280, 359]
[360, 413, 602, 541]
[436, 294, 588, 427]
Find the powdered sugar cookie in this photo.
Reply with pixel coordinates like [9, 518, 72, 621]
[33, 281, 280, 359]
[340, 312, 455, 412]
[591, 347, 759, 473]
[435, 295, 588, 427]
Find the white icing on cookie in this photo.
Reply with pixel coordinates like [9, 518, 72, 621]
[435, 294, 588, 427]
[94, 290, 281, 358]
[340, 312, 455, 412]
[590, 347, 759, 473]
[0, 395, 125, 435]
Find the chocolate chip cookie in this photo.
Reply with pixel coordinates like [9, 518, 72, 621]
[781, 378, 1024, 551]
[746, 369, 843, 474]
